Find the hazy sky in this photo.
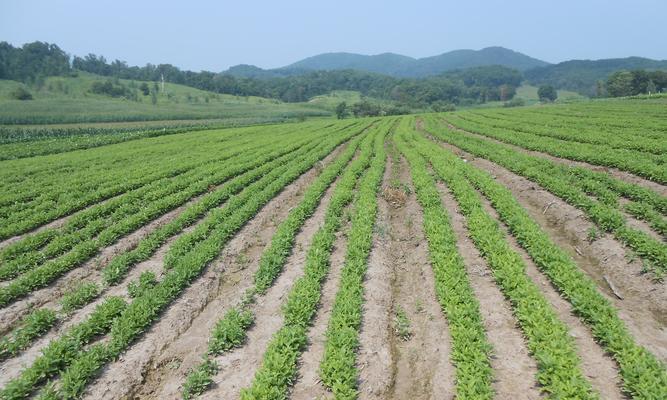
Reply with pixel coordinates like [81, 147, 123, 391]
[1, 0, 665, 72]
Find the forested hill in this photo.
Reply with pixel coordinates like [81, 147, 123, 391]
[526, 57, 667, 96]
[226, 47, 550, 78]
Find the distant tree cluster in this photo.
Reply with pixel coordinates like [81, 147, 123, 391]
[70, 51, 522, 107]
[538, 85, 558, 102]
[335, 100, 410, 118]
[0, 41, 71, 83]
[605, 70, 667, 97]
[89, 79, 138, 100]
[2, 41, 522, 108]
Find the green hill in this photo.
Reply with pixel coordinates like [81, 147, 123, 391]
[227, 46, 550, 78]
[525, 57, 667, 96]
[0, 72, 330, 125]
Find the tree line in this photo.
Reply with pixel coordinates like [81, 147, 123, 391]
[1, 41, 523, 108]
[604, 70, 667, 97]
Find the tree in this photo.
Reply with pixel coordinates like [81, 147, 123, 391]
[150, 89, 158, 105]
[537, 85, 557, 102]
[139, 82, 150, 96]
[9, 86, 33, 100]
[647, 80, 657, 95]
[335, 102, 348, 119]
[606, 71, 634, 97]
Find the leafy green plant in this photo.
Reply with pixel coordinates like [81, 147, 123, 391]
[60, 282, 100, 314]
[182, 357, 218, 399]
[394, 306, 411, 341]
[127, 271, 158, 298]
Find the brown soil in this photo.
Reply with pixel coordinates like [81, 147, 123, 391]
[436, 182, 543, 399]
[429, 138, 667, 362]
[0, 192, 216, 387]
[0, 187, 209, 335]
[357, 154, 456, 400]
[355, 158, 394, 400]
[148, 169, 340, 399]
[288, 220, 349, 400]
[443, 120, 667, 197]
[0, 213, 72, 251]
[80, 144, 345, 400]
[475, 193, 625, 399]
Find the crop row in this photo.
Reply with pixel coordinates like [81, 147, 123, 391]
[406, 127, 598, 398]
[0, 138, 324, 308]
[0, 127, 354, 356]
[0, 117, 298, 160]
[0, 120, 330, 224]
[461, 110, 666, 155]
[0, 131, 323, 288]
[393, 118, 494, 398]
[442, 114, 667, 184]
[0, 124, 307, 239]
[423, 117, 667, 276]
[411, 129, 667, 399]
[240, 127, 381, 398]
[1, 125, 359, 399]
[180, 122, 376, 398]
[318, 120, 388, 398]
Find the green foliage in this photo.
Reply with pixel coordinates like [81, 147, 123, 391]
[19, 124, 360, 399]
[335, 101, 348, 119]
[127, 271, 157, 298]
[0, 308, 57, 360]
[89, 79, 134, 98]
[394, 120, 494, 398]
[537, 85, 557, 102]
[503, 97, 525, 107]
[60, 282, 100, 314]
[393, 306, 411, 341]
[525, 57, 667, 96]
[409, 128, 597, 398]
[241, 123, 385, 399]
[319, 128, 387, 398]
[0, 297, 127, 399]
[208, 308, 254, 354]
[422, 117, 667, 398]
[587, 226, 599, 242]
[426, 115, 667, 274]
[182, 357, 218, 399]
[9, 86, 33, 100]
[606, 69, 667, 97]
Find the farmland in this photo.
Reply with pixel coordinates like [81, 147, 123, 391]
[0, 95, 665, 400]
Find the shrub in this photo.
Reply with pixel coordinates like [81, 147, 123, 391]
[10, 87, 33, 100]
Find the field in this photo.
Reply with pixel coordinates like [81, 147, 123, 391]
[0, 96, 665, 400]
[0, 72, 330, 125]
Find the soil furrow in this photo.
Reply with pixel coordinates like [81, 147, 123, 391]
[432, 139, 667, 360]
[475, 189, 625, 399]
[443, 120, 667, 197]
[378, 155, 456, 400]
[80, 145, 342, 400]
[147, 169, 339, 399]
[289, 221, 349, 400]
[436, 182, 543, 399]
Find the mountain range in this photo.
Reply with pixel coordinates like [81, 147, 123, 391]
[225, 46, 550, 78]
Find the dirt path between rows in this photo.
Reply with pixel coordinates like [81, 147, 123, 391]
[0, 181, 216, 335]
[288, 220, 349, 400]
[355, 157, 394, 400]
[436, 182, 543, 399]
[475, 191, 625, 399]
[81, 144, 345, 400]
[442, 119, 667, 197]
[429, 138, 667, 362]
[148, 169, 340, 399]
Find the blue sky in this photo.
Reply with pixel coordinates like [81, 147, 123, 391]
[1, 0, 665, 72]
